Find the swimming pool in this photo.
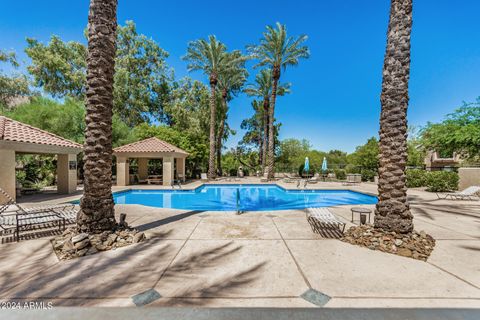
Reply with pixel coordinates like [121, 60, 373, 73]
[113, 184, 377, 211]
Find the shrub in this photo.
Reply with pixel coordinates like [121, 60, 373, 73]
[425, 171, 459, 192]
[360, 169, 377, 182]
[406, 169, 427, 188]
[405, 169, 459, 192]
[334, 169, 346, 180]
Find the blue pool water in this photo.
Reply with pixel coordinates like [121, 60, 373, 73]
[113, 184, 377, 211]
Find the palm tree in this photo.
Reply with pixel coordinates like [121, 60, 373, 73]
[183, 36, 229, 179]
[375, 0, 414, 233]
[216, 51, 248, 176]
[77, 0, 118, 232]
[248, 23, 309, 179]
[244, 69, 290, 173]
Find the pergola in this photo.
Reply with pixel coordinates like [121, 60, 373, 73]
[113, 137, 188, 186]
[0, 116, 82, 201]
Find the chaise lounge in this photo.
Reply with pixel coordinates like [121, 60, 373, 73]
[0, 188, 77, 241]
[436, 186, 480, 201]
[306, 207, 346, 233]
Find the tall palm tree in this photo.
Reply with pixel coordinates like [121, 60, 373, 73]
[244, 69, 290, 173]
[248, 23, 309, 179]
[77, 0, 118, 232]
[375, 0, 414, 233]
[216, 51, 248, 176]
[183, 36, 229, 179]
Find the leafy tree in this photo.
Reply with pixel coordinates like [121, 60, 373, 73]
[0, 50, 30, 110]
[240, 100, 263, 157]
[25, 36, 86, 98]
[248, 23, 309, 179]
[113, 21, 173, 125]
[4, 97, 85, 143]
[347, 137, 379, 181]
[276, 138, 311, 171]
[3, 96, 134, 147]
[25, 21, 173, 126]
[420, 98, 480, 160]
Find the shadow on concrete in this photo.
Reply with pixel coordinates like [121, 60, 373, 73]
[1, 237, 174, 300]
[154, 242, 267, 306]
[134, 210, 204, 232]
[16, 190, 83, 204]
[2, 238, 267, 307]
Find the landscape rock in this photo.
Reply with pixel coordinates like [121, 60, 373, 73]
[74, 238, 90, 249]
[133, 232, 146, 243]
[51, 226, 145, 261]
[341, 225, 435, 261]
[71, 233, 89, 244]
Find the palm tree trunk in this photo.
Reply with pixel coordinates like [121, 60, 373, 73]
[266, 69, 279, 180]
[207, 77, 217, 179]
[77, 0, 118, 233]
[375, 0, 413, 233]
[216, 97, 227, 177]
[262, 98, 269, 173]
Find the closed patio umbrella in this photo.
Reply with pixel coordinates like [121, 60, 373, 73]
[304, 157, 310, 177]
[322, 157, 328, 172]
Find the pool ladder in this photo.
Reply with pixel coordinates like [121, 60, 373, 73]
[236, 187, 242, 215]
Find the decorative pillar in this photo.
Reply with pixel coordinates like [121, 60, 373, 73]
[0, 149, 16, 200]
[57, 153, 78, 194]
[116, 156, 129, 186]
[138, 158, 149, 180]
[163, 156, 174, 186]
[176, 157, 186, 182]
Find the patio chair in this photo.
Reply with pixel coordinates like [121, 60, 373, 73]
[436, 186, 480, 201]
[200, 173, 208, 181]
[0, 187, 76, 241]
[306, 207, 346, 233]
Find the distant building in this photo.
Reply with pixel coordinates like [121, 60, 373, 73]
[424, 151, 461, 171]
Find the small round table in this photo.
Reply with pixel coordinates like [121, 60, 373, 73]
[351, 207, 372, 224]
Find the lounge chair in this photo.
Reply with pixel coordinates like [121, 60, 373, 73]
[200, 173, 208, 181]
[0, 187, 76, 241]
[306, 207, 346, 233]
[436, 186, 480, 201]
[283, 174, 300, 183]
[260, 172, 268, 182]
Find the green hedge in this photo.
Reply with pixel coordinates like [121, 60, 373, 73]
[425, 171, 459, 192]
[406, 169, 458, 192]
[406, 169, 428, 188]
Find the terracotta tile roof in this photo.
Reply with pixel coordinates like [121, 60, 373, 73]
[0, 116, 82, 149]
[113, 137, 188, 155]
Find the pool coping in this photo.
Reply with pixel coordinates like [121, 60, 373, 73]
[68, 182, 377, 210]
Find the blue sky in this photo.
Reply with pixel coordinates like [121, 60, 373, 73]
[1, 0, 479, 152]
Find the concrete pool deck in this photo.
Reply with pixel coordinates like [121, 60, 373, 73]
[1, 179, 479, 308]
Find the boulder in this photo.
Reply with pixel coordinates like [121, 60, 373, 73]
[133, 232, 146, 243]
[72, 233, 89, 244]
[74, 239, 90, 250]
